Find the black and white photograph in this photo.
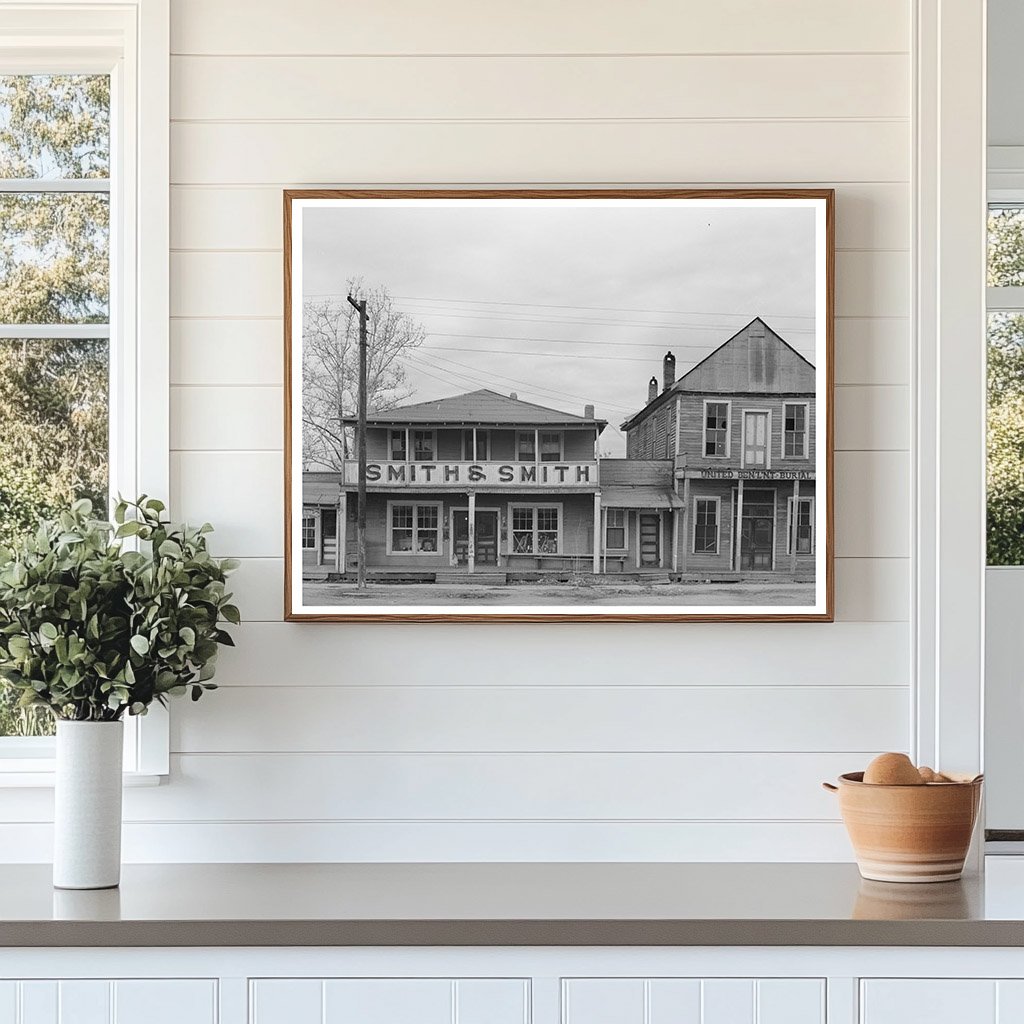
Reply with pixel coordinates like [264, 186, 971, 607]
[285, 191, 833, 621]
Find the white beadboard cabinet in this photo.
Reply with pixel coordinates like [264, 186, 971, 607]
[6, 949, 1024, 1024]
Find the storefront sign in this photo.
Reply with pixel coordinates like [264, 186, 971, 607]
[698, 468, 815, 481]
[344, 461, 599, 487]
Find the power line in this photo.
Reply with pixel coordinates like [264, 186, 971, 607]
[420, 343, 817, 365]
[391, 306, 816, 334]
[308, 291, 817, 321]
[420, 330, 811, 352]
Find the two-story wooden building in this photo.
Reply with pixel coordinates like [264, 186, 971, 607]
[302, 390, 616, 577]
[621, 318, 816, 578]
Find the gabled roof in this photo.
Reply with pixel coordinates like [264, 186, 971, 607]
[343, 388, 607, 430]
[620, 318, 815, 432]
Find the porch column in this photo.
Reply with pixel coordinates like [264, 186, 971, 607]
[467, 491, 476, 574]
[314, 509, 323, 567]
[472, 426, 478, 461]
[658, 510, 665, 568]
[601, 506, 608, 573]
[405, 426, 411, 462]
[790, 478, 800, 575]
[671, 506, 679, 572]
[592, 492, 601, 574]
[634, 511, 640, 569]
[534, 428, 540, 468]
[680, 476, 690, 572]
[336, 491, 347, 573]
[734, 478, 745, 572]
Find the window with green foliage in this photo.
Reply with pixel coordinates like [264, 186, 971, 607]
[0, 75, 110, 737]
[988, 207, 1024, 566]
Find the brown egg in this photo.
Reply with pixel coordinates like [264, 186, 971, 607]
[863, 752, 925, 786]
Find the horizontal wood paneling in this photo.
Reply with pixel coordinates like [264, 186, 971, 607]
[225, 556, 908, 623]
[833, 319, 909, 386]
[0, 820, 856, 862]
[170, 121, 909, 186]
[170, 250, 907, 320]
[170, 182, 909, 251]
[834, 452, 910, 558]
[834, 386, 910, 451]
[114, 752, 859, 821]
[170, 0, 909, 56]
[171, 55, 908, 122]
[170, 684, 909, 754]
[209, 622, 909, 688]
[170, 319, 283, 386]
[170, 386, 282, 451]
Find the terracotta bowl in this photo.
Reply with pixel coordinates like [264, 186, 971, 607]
[823, 772, 983, 883]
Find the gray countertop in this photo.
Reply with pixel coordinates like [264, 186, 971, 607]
[5, 861, 1024, 947]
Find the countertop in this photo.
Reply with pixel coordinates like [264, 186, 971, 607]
[7, 861, 1024, 947]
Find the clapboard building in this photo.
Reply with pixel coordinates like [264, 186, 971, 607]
[621, 318, 816, 577]
[304, 390, 612, 577]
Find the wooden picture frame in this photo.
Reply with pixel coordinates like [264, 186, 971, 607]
[284, 189, 834, 622]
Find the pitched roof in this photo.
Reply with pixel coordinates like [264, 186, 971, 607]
[620, 318, 815, 431]
[344, 389, 607, 429]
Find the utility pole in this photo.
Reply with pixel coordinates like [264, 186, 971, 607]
[347, 294, 368, 590]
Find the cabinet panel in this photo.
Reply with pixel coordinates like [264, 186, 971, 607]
[861, 981, 997, 1024]
[0, 981, 215, 1024]
[0, 984, 16, 1024]
[58, 982, 109, 1024]
[113, 981, 217, 1024]
[251, 979, 528, 1024]
[563, 978, 824, 1024]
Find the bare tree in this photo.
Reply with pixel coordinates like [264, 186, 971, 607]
[302, 279, 425, 470]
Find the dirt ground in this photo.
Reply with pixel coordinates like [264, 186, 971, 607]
[301, 579, 816, 607]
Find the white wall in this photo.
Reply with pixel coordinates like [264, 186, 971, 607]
[5, 0, 915, 861]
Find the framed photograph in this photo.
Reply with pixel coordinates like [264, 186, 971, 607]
[284, 189, 833, 622]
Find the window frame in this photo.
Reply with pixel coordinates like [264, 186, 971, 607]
[508, 502, 563, 555]
[411, 429, 436, 461]
[389, 428, 407, 461]
[516, 430, 536, 461]
[692, 496, 721, 555]
[782, 401, 810, 460]
[605, 508, 627, 552]
[385, 500, 443, 556]
[539, 431, 564, 462]
[702, 398, 731, 459]
[0, 1, 170, 783]
[786, 495, 815, 555]
[301, 511, 317, 549]
[740, 408, 773, 469]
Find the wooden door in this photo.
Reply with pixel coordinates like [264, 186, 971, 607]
[639, 514, 660, 567]
[742, 410, 769, 467]
[474, 511, 498, 565]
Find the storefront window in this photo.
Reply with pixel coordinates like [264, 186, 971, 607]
[416, 505, 439, 552]
[512, 507, 534, 552]
[704, 401, 729, 457]
[606, 509, 626, 549]
[784, 403, 808, 458]
[391, 504, 414, 551]
[537, 507, 559, 551]
[694, 498, 719, 553]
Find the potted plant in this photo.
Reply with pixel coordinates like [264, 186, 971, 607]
[0, 497, 239, 889]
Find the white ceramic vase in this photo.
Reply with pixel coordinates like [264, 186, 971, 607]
[53, 720, 124, 890]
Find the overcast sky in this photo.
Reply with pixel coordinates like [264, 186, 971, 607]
[302, 201, 817, 456]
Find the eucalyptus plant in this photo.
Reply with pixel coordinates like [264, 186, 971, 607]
[0, 497, 239, 722]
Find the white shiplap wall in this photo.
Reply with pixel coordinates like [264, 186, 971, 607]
[4, 0, 916, 861]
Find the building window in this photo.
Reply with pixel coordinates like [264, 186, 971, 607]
[412, 430, 435, 461]
[693, 497, 720, 554]
[516, 431, 536, 461]
[462, 429, 489, 460]
[783, 403, 809, 458]
[704, 401, 730, 457]
[788, 496, 814, 554]
[388, 502, 441, 554]
[540, 432, 563, 462]
[605, 509, 627, 550]
[390, 429, 407, 461]
[301, 512, 316, 549]
[511, 505, 560, 554]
